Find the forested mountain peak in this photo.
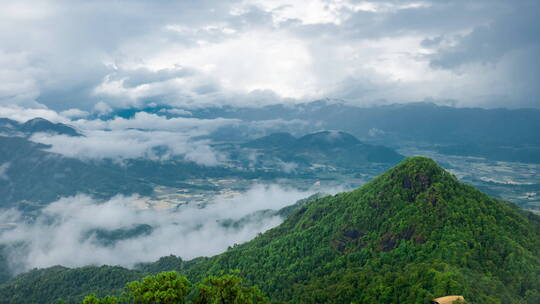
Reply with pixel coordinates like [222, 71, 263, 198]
[382, 156, 449, 194]
[180, 156, 540, 303]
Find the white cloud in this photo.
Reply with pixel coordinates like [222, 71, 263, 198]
[240, 0, 432, 26]
[0, 51, 41, 107]
[277, 160, 298, 173]
[93, 101, 113, 115]
[95, 30, 316, 105]
[159, 108, 192, 116]
[0, 106, 68, 123]
[0, 162, 10, 180]
[26, 112, 239, 165]
[347, 1, 432, 13]
[30, 130, 222, 165]
[99, 112, 239, 132]
[60, 108, 89, 119]
[241, 0, 344, 25]
[0, 184, 334, 273]
[0, 0, 537, 110]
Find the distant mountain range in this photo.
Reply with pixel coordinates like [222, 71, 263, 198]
[0, 117, 227, 209]
[1, 157, 539, 303]
[0, 117, 81, 137]
[0, 135, 153, 210]
[0, 117, 403, 210]
[233, 130, 403, 168]
[125, 101, 540, 163]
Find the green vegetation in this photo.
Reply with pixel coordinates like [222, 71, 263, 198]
[81, 271, 267, 304]
[1, 157, 540, 303]
[0, 266, 143, 304]
[178, 157, 540, 303]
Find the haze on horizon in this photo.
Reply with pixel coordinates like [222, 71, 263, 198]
[0, 0, 538, 115]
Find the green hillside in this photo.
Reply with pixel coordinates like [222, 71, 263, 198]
[1, 157, 540, 303]
[180, 156, 540, 303]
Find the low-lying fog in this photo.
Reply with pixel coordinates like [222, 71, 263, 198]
[0, 184, 345, 275]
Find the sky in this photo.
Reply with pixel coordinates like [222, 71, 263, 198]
[0, 0, 539, 112]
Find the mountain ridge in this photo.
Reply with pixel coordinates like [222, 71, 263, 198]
[0, 117, 81, 137]
[239, 130, 404, 166]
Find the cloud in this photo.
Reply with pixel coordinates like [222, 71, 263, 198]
[92, 30, 315, 108]
[115, 67, 196, 88]
[93, 101, 113, 116]
[0, 106, 69, 123]
[24, 112, 240, 165]
[0, 0, 538, 109]
[159, 108, 193, 116]
[0, 162, 10, 180]
[30, 129, 222, 165]
[0, 184, 334, 274]
[0, 50, 41, 108]
[98, 112, 239, 132]
[0, 106, 309, 165]
[420, 0, 540, 107]
[277, 160, 298, 173]
[59, 108, 89, 119]
[427, 2, 540, 69]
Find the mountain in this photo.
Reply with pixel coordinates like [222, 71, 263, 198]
[0, 117, 81, 137]
[244, 131, 363, 150]
[0, 136, 153, 209]
[0, 118, 20, 134]
[19, 118, 81, 137]
[158, 101, 540, 163]
[239, 131, 404, 168]
[99, 101, 540, 163]
[179, 157, 540, 303]
[296, 130, 362, 148]
[218, 193, 327, 230]
[0, 134, 270, 209]
[0, 117, 281, 209]
[1, 157, 540, 303]
[202, 101, 540, 146]
[243, 132, 297, 149]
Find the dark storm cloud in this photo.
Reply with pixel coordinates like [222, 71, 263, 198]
[428, 1, 540, 69]
[423, 0, 540, 107]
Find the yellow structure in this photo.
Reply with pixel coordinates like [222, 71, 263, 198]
[431, 295, 465, 304]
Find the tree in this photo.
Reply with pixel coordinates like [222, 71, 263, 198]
[81, 271, 267, 304]
[82, 294, 119, 304]
[193, 273, 268, 304]
[125, 271, 191, 304]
